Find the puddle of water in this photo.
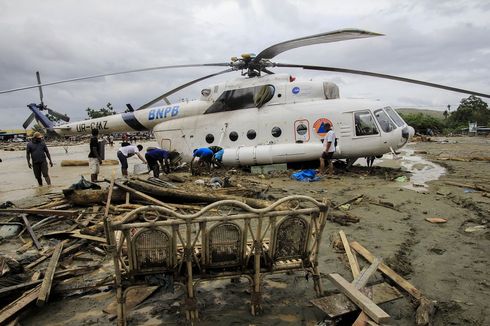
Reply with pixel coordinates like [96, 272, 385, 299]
[399, 148, 446, 191]
[354, 146, 446, 192]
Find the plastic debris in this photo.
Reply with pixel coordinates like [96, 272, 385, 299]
[425, 217, 448, 224]
[291, 169, 320, 182]
[395, 176, 408, 182]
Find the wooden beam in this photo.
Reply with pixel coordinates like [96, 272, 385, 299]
[339, 230, 360, 278]
[37, 242, 64, 306]
[350, 241, 424, 301]
[0, 208, 77, 217]
[20, 214, 42, 250]
[0, 285, 41, 325]
[328, 273, 390, 324]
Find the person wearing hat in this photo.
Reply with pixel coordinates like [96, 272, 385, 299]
[26, 132, 53, 186]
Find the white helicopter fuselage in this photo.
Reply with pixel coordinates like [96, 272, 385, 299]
[55, 74, 413, 165]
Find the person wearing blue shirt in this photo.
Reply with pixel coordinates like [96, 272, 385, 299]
[145, 148, 170, 177]
[191, 147, 213, 175]
[213, 149, 224, 168]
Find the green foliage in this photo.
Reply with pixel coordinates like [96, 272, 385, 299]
[398, 112, 445, 134]
[447, 95, 489, 128]
[86, 102, 116, 119]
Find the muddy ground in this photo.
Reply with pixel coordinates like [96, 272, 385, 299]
[1, 136, 489, 325]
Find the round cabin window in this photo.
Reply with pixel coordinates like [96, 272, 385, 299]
[296, 123, 307, 135]
[205, 134, 214, 144]
[271, 127, 282, 138]
[247, 129, 256, 140]
[229, 131, 238, 141]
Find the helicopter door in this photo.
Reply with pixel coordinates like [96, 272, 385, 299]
[294, 119, 310, 143]
[160, 138, 171, 151]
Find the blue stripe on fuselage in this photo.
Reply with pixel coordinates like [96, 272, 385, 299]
[122, 112, 148, 131]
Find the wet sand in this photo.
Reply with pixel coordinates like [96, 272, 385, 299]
[0, 140, 158, 203]
[2, 136, 489, 325]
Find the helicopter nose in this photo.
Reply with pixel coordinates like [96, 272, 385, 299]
[402, 126, 415, 139]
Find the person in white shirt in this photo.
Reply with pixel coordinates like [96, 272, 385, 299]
[320, 123, 336, 176]
[117, 144, 147, 177]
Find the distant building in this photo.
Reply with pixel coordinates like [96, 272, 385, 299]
[0, 129, 33, 141]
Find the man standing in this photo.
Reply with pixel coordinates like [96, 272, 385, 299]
[145, 148, 170, 178]
[88, 129, 102, 182]
[117, 144, 146, 177]
[319, 123, 336, 176]
[26, 132, 53, 186]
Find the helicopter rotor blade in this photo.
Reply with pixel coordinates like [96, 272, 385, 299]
[0, 63, 231, 95]
[47, 108, 70, 122]
[275, 63, 490, 99]
[36, 71, 44, 107]
[253, 29, 382, 63]
[137, 68, 234, 110]
[23, 113, 35, 129]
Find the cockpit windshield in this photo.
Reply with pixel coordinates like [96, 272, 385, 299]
[374, 109, 397, 133]
[204, 85, 275, 114]
[384, 107, 405, 127]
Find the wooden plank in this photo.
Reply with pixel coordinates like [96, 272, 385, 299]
[339, 230, 360, 278]
[0, 285, 41, 325]
[37, 242, 64, 306]
[353, 257, 382, 289]
[311, 282, 402, 318]
[350, 241, 424, 301]
[328, 273, 390, 324]
[21, 214, 42, 250]
[0, 208, 78, 217]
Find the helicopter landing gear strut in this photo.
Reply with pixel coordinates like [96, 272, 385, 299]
[346, 157, 359, 170]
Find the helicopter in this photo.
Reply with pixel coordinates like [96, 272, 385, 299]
[2, 29, 489, 167]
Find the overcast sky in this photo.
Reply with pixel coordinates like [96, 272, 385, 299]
[0, 0, 488, 129]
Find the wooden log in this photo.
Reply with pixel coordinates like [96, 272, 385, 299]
[60, 159, 119, 166]
[125, 179, 277, 209]
[0, 285, 41, 325]
[112, 180, 176, 211]
[415, 296, 436, 326]
[20, 215, 42, 250]
[350, 241, 424, 301]
[334, 194, 364, 209]
[63, 188, 125, 206]
[444, 181, 490, 192]
[37, 242, 63, 306]
[328, 273, 390, 323]
[329, 211, 360, 225]
[0, 208, 77, 217]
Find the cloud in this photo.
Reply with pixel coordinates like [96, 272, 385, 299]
[0, 0, 488, 129]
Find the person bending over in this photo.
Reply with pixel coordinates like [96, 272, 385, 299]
[117, 144, 146, 177]
[145, 148, 170, 178]
[191, 147, 214, 175]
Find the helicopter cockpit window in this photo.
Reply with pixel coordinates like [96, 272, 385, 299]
[354, 111, 379, 136]
[204, 85, 275, 114]
[384, 107, 405, 127]
[254, 85, 275, 108]
[374, 109, 397, 133]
